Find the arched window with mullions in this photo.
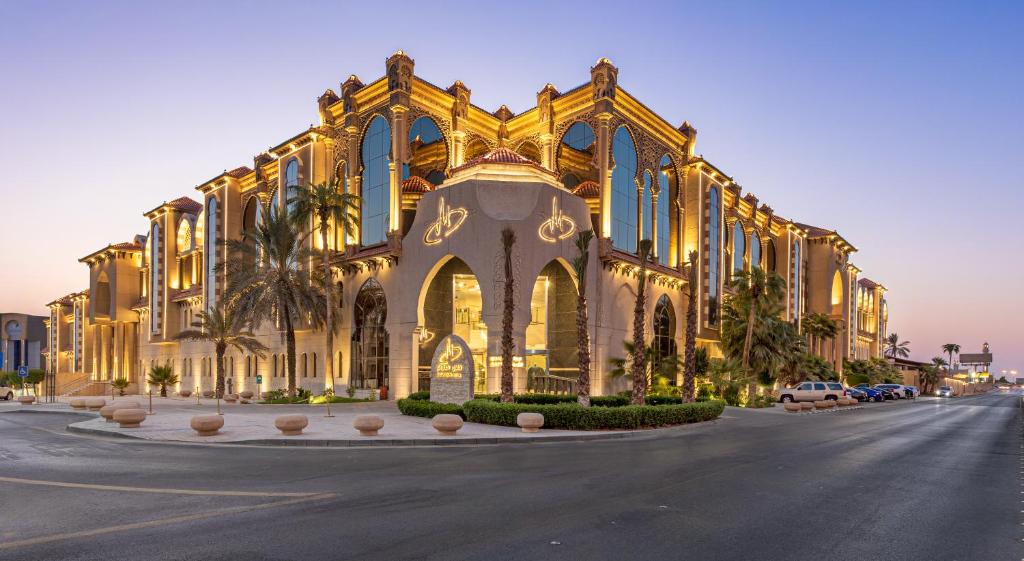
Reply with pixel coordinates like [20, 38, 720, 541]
[351, 279, 389, 391]
[641, 171, 654, 244]
[707, 186, 720, 325]
[361, 116, 391, 246]
[285, 158, 300, 217]
[405, 117, 447, 186]
[732, 222, 745, 278]
[657, 155, 673, 266]
[750, 231, 761, 270]
[652, 295, 677, 366]
[611, 126, 638, 252]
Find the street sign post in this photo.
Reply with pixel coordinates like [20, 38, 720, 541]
[18, 366, 29, 397]
[256, 375, 262, 400]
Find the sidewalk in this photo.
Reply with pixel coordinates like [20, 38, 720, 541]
[0, 397, 635, 446]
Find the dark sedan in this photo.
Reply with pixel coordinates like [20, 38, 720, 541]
[855, 384, 894, 401]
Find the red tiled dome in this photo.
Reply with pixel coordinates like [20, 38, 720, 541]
[572, 181, 600, 199]
[402, 176, 435, 194]
[449, 147, 556, 177]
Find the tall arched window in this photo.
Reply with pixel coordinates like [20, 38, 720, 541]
[285, 158, 300, 216]
[792, 240, 802, 318]
[269, 189, 279, 220]
[750, 231, 761, 270]
[558, 122, 597, 189]
[351, 279, 389, 390]
[657, 155, 673, 266]
[611, 126, 638, 252]
[708, 187, 720, 325]
[652, 294, 677, 365]
[767, 238, 777, 272]
[641, 171, 654, 243]
[361, 116, 391, 246]
[205, 197, 218, 311]
[732, 222, 745, 277]
[406, 117, 447, 185]
[150, 223, 161, 333]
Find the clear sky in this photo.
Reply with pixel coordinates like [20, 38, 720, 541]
[1, 0, 1020, 374]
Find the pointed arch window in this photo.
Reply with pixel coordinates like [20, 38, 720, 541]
[285, 158, 300, 217]
[750, 231, 761, 270]
[656, 155, 673, 266]
[611, 126, 638, 252]
[732, 222, 745, 276]
[707, 186, 720, 325]
[361, 116, 391, 246]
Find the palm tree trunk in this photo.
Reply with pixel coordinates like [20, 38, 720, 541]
[321, 223, 335, 396]
[284, 304, 297, 397]
[742, 286, 759, 404]
[575, 293, 591, 407]
[500, 228, 516, 403]
[215, 342, 226, 398]
[682, 252, 698, 403]
[631, 242, 651, 406]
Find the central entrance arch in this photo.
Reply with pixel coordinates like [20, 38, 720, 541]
[417, 257, 486, 393]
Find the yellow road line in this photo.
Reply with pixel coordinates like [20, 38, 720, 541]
[0, 476, 320, 497]
[0, 493, 335, 550]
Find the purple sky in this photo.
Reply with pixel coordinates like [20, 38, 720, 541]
[1, 0, 1020, 374]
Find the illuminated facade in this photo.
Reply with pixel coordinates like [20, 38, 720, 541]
[45, 52, 890, 397]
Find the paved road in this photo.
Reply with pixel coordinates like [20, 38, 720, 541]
[0, 393, 1019, 561]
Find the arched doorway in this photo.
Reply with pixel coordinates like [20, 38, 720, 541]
[350, 279, 389, 392]
[417, 257, 486, 393]
[524, 260, 580, 394]
[652, 294, 677, 368]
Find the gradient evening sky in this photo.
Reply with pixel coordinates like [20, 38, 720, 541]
[1, 1, 1021, 373]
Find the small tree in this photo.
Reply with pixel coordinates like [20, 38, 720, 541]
[111, 377, 130, 396]
[609, 341, 679, 394]
[175, 306, 268, 398]
[147, 365, 179, 398]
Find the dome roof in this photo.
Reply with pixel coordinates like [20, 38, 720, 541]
[449, 147, 555, 177]
[402, 175, 435, 194]
[572, 181, 600, 199]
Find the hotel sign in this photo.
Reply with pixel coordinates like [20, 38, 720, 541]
[423, 196, 468, 245]
[538, 196, 576, 242]
[430, 334, 475, 404]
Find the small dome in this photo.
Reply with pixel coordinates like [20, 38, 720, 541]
[572, 181, 600, 199]
[402, 176, 435, 195]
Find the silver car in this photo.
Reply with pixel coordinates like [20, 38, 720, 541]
[935, 385, 953, 397]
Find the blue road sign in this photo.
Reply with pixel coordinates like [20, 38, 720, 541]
[18, 365, 29, 378]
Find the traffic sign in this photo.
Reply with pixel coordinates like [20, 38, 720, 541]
[256, 375, 263, 384]
[18, 366, 28, 378]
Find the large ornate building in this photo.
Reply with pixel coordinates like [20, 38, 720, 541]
[44, 52, 889, 398]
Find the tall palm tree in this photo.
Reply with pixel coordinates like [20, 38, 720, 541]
[146, 364, 179, 398]
[725, 267, 786, 402]
[630, 239, 653, 405]
[681, 251, 699, 402]
[175, 306, 268, 398]
[571, 230, 595, 407]
[500, 228, 516, 403]
[289, 177, 359, 398]
[802, 312, 838, 361]
[941, 343, 960, 372]
[884, 333, 911, 359]
[222, 210, 325, 397]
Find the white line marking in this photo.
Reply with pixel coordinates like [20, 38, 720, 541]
[0, 476, 320, 497]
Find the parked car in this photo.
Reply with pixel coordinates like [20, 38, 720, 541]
[875, 384, 913, 399]
[855, 384, 895, 400]
[852, 386, 884, 402]
[903, 386, 920, 398]
[845, 388, 868, 402]
[0, 380, 13, 401]
[935, 385, 954, 397]
[776, 381, 846, 402]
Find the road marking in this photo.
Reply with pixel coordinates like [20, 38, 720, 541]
[0, 476, 321, 497]
[0, 493, 335, 550]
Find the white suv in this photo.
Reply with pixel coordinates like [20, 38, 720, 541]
[777, 381, 846, 403]
[0, 381, 13, 401]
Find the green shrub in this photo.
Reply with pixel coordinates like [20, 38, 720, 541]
[406, 391, 431, 401]
[462, 399, 725, 430]
[845, 373, 870, 386]
[396, 398, 465, 419]
[590, 395, 630, 407]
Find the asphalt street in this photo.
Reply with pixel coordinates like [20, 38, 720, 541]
[0, 392, 1019, 561]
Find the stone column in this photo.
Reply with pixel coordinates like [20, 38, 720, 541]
[539, 133, 554, 170]
[388, 321, 417, 399]
[651, 193, 660, 259]
[597, 113, 612, 238]
[389, 105, 408, 236]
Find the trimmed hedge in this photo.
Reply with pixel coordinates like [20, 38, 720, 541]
[409, 392, 683, 407]
[396, 398, 465, 419]
[462, 399, 725, 430]
[406, 391, 431, 401]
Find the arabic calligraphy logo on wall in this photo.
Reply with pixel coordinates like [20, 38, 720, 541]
[423, 196, 468, 245]
[538, 196, 577, 242]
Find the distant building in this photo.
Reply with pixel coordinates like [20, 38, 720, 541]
[1, 313, 46, 371]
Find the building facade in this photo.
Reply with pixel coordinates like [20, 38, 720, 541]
[45, 52, 890, 398]
[1, 313, 46, 372]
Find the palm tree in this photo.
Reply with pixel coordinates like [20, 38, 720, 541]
[630, 239, 653, 405]
[571, 230, 595, 406]
[919, 361, 941, 394]
[723, 268, 787, 402]
[941, 343, 960, 371]
[175, 306, 269, 398]
[500, 228, 516, 403]
[681, 251, 699, 402]
[289, 177, 359, 398]
[801, 312, 838, 358]
[609, 340, 679, 392]
[222, 210, 325, 397]
[147, 364, 179, 398]
[884, 333, 911, 359]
